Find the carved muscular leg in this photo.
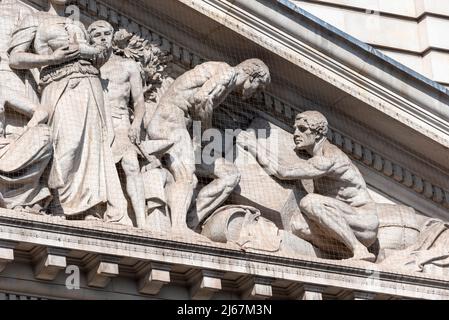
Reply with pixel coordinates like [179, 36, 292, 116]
[164, 127, 198, 233]
[299, 193, 377, 262]
[192, 157, 241, 228]
[121, 149, 146, 228]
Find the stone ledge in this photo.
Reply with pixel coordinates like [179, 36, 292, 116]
[0, 208, 448, 299]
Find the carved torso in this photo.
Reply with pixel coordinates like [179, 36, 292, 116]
[100, 54, 133, 118]
[157, 61, 234, 120]
[313, 141, 373, 207]
[34, 15, 85, 56]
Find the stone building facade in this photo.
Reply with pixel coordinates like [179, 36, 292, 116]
[0, 0, 449, 300]
[293, 0, 449, 86]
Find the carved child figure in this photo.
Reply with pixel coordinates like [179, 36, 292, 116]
[146, 59, 271, 233]
[238, 111, 379, 262]
[88, 21, 147, 228]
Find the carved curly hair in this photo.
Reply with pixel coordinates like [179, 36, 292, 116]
[295, 111, 328, 137]
[87, 20, 114, 36]
[237, 58, 271, 86]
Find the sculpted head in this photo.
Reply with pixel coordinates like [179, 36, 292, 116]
[236, 58, 271, 100]
[88, 20, 114, 49]
[293, 111, 328, 151]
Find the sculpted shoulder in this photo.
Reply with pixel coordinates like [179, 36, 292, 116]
[123, 57, 142, 75]
[18, 2, 34, 14]
[321, 140, 351, 168]
[190, 60, 231, 75]
[2, 1, 34, 15]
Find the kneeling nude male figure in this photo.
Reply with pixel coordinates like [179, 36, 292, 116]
[238, 111, 379, 262]
[146, 59, 270, 233]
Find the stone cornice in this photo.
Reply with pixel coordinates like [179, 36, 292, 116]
[173, 0, 449, 151]
[0, 209, 448, 299]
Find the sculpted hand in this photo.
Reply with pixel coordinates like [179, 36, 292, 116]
[144, 155, 162, 171]
[128, 126, 141, 144]
[51, 45, 80, 65]
[27, 108, 49, 128]
[193, 94, 213, 115]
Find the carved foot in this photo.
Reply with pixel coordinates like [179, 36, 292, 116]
[13, 205, 46, 215]
[84, 214, 102, 222]
[350, 248, 376, 262]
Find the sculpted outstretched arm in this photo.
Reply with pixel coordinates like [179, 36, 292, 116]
[9, 52, 57, 70]
[271, 157, 333, 180]
[9, 43, 81, 70]
[237, 131, 333, 180]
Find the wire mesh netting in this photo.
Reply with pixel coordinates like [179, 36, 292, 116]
[1, 0, 449, 300]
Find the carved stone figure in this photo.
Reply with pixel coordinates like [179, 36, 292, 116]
[237, 111, 380, 261]
[146, 59, 270, 233]
[0, 0, 39, 123]
[201, 205, 320, 257]
[380, 218, 449, 276]
[0, 0, 52, 210]
[88, 21, 147, 228]
[8, 0, 131, 224]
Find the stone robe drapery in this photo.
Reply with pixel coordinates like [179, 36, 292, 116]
[0, 125, 52, 209]
[8, 13, 131, 224]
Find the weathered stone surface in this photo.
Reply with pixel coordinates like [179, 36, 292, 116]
[138, 263, 171, 295]
[87, 257, 120, 288]
[0, 0, 448, 300]
[241, 277, 273, 300]
[33, 248, 68, 281]
[0, 241, 15, 273]
[292, 0, 449, 85]
[189, 270, 223, 300]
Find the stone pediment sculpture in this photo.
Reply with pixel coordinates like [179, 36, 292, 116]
[7, 0, 131, 224]
[145, 57, 271, 235]
[236, 111, 381, 261]
[379, 217, 449, 276]
[2, 0, 449, 301]
[0, 0, 445, 262]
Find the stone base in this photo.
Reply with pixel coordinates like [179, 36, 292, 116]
[0, 208, 448, 299]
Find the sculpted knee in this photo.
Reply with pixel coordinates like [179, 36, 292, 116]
[299, 194, 321, 218]
[122, 153, 140, 175]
